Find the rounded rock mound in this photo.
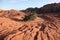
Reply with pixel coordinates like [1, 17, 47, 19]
[0, 10, 60, 40]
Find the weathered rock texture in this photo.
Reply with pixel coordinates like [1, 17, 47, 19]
[0, 10, 60, 40]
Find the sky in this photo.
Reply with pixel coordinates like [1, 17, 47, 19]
[0, 0, 60, 10]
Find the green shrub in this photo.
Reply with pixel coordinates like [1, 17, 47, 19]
[29, 11, 36, 20]
[23, 11, 37, 21]
[23, 16, 30, 21]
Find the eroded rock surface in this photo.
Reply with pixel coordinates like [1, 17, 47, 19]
[0, 10, 60, 40]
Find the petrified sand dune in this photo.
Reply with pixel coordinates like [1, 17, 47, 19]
[0, 10, 60, 40]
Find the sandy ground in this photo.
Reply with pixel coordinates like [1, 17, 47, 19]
[0, 10, 60, 40]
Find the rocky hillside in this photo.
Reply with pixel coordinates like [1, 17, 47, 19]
[0, 10, 60, 40]
[23, 3, 60, 13]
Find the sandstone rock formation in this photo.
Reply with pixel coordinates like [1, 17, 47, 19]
[0, 10, 60, 40]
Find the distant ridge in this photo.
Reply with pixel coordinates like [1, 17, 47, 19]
[0, 3, 60, 14]
[23, 3, 60, 13]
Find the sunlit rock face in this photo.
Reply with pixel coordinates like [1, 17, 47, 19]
[0, 10, 60, 40]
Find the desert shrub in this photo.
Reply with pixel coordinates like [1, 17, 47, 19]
[29, 11, 36, 20]
[23, 16, 30, 21]
[23, 11, 37, 21]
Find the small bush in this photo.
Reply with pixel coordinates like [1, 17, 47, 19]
[29, 11, 36, 20]
[23, 11, 37, 21]
[23, 16, 30, 21]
